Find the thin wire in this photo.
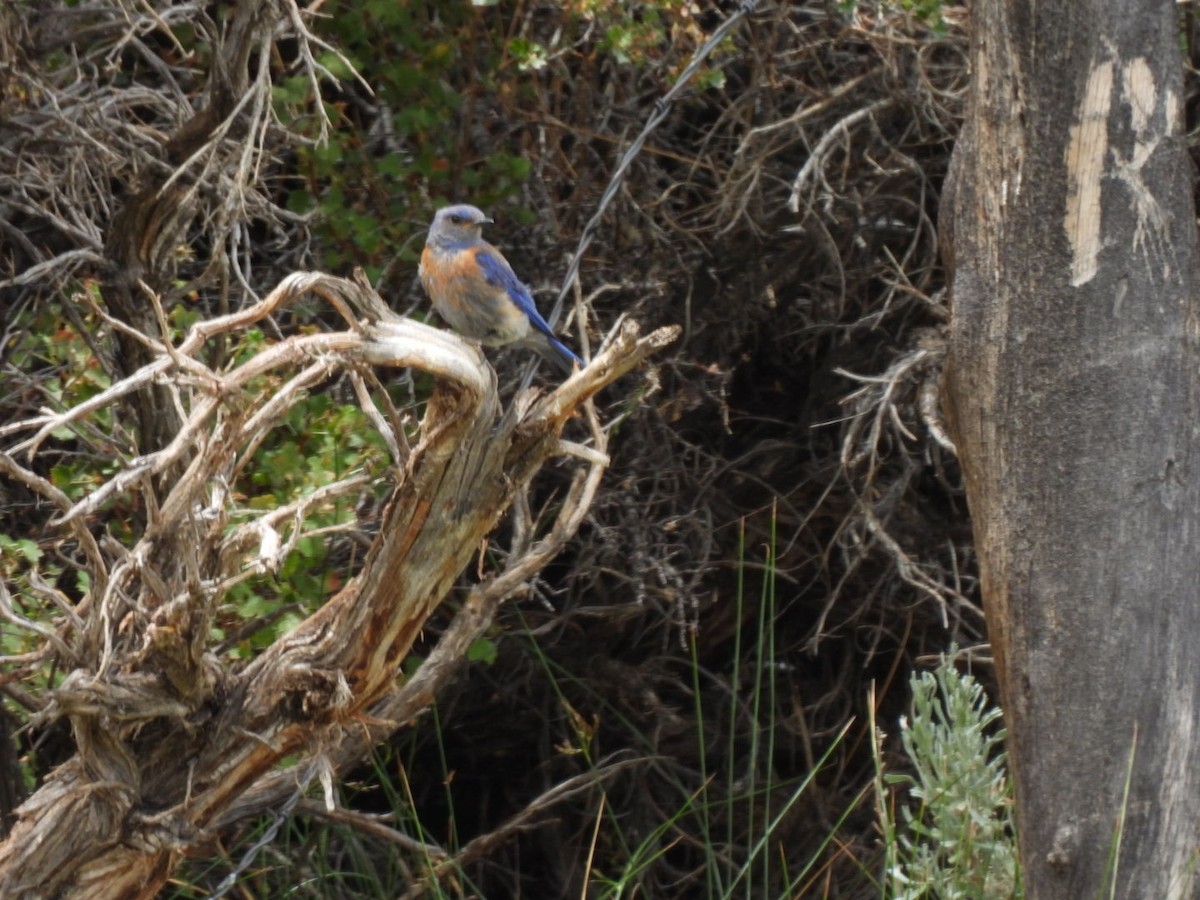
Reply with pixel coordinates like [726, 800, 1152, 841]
[205, 764, 317, 899]
[521, 0, 759, 387]
[550, 0, 759, 322]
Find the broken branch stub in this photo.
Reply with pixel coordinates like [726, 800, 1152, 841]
[0, 270, 678, 898]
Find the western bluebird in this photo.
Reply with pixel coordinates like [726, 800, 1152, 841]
[419, 204, 583, 373]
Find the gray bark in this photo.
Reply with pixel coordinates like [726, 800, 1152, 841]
[943, 2, 1200, 897]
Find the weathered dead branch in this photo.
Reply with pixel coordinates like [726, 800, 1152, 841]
[0, 269, 677, 898]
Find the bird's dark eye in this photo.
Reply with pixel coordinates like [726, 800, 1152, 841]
[448, 214, 464, 225]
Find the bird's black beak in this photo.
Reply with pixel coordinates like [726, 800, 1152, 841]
[481, 216, 495, 225]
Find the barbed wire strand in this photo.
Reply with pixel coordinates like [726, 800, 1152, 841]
[205, 764, 317, 899]
[521, 0, 759, 387]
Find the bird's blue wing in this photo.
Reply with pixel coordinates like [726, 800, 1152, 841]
[475, 249, 582, 367]
[474, 250, 546, 329]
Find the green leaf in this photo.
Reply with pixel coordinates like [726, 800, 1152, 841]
[467, 636, 498, 665]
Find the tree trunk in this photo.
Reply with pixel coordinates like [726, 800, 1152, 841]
[943, 2, 1200, 897]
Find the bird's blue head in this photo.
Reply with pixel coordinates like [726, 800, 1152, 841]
[426, 204, 494, 250]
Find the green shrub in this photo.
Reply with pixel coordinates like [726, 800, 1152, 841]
[874, 651, 1020, 898]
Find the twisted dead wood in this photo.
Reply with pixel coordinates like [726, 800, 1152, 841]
[0, 271, 677, 898]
